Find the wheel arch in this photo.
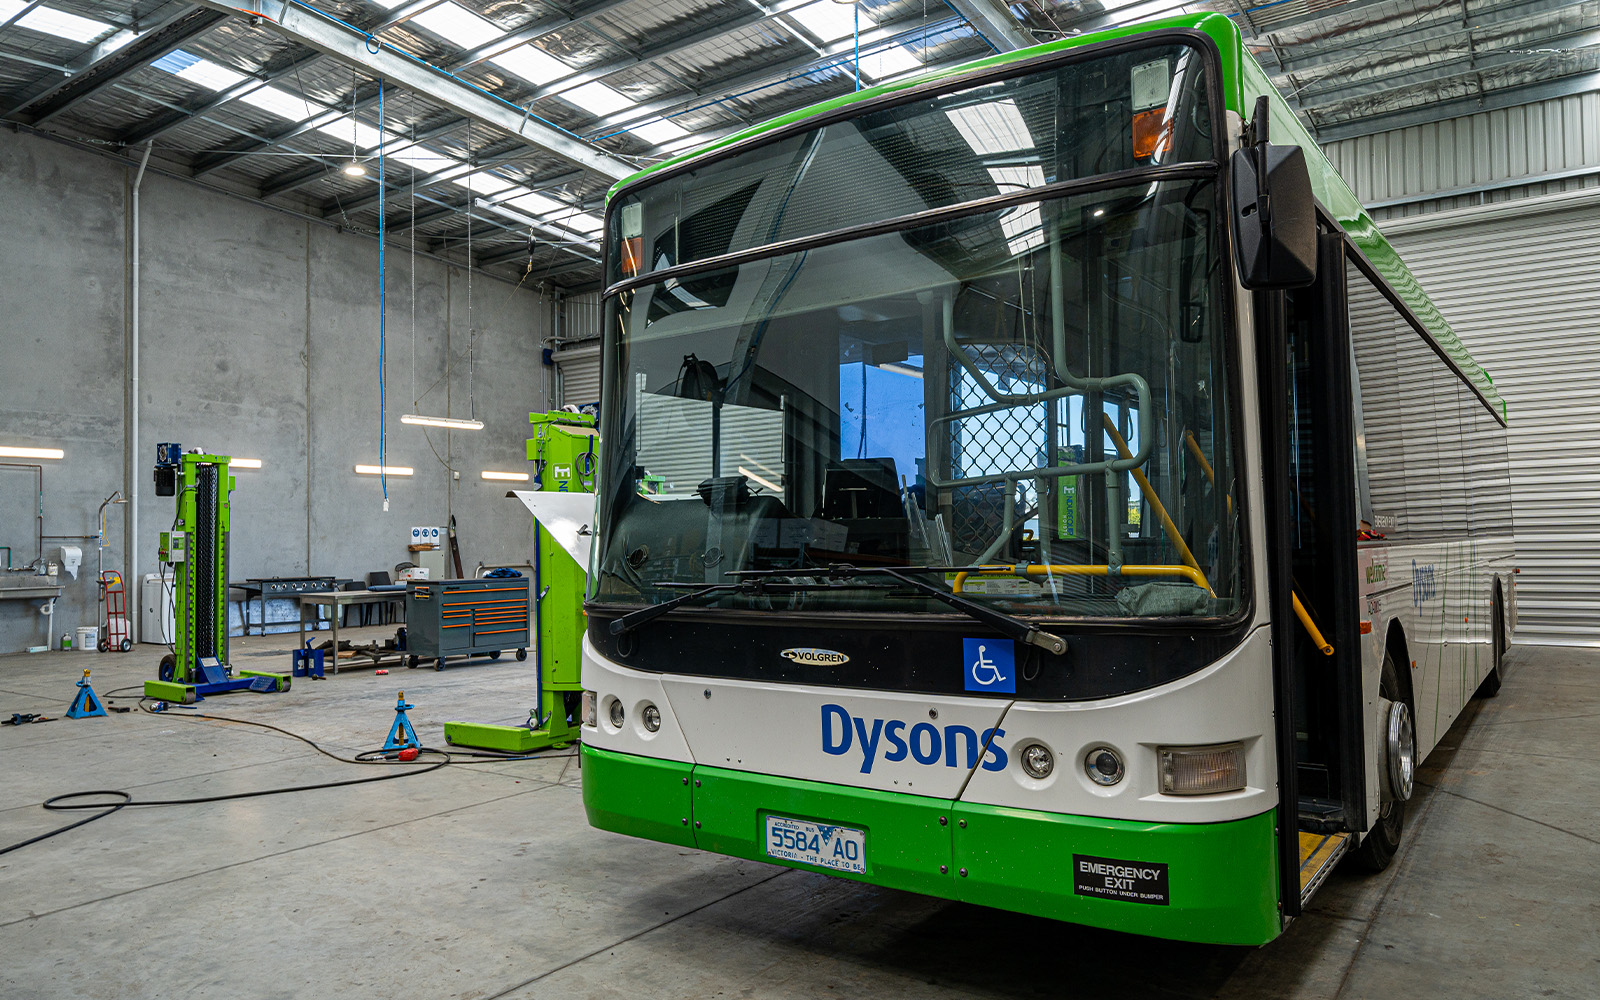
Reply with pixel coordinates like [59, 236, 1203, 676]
[1383, 620, 1415, 713]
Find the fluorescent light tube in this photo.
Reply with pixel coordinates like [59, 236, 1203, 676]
[355, 465, 414, 476]
[400, 413, 484, 430]
[231, 458, 263, 469]
[480, 470, 531, 482]
[0, 446, 65, 459]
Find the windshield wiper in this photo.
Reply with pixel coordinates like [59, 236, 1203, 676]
[732, 564, 1068, 656]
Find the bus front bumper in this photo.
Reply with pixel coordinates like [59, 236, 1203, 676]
[581, 745, 1282, 945]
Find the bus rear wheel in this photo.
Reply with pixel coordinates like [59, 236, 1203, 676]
[1353, 649, 1407, 872]
[1475, 595, 1505, 698]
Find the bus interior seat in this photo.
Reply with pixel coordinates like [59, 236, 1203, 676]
[818, 458, 909, 563]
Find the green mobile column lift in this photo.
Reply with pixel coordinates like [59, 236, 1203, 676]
[143, 445, 290, 703]
[443, 411, 596, 752]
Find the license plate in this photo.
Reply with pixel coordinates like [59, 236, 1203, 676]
[764, 814, 865, 874]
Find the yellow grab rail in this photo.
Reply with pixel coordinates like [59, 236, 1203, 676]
[1292, 592, 1335, 656]
[1101, 415, 1214, 596]
[951, 563, 1211, 594]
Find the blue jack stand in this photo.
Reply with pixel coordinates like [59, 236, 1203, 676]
[291, 648, 325, 679]
[66, 669, 107, 719]
[383, 691, 420, 751]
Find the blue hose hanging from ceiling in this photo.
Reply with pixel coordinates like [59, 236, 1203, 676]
[378, 81, 388, 504]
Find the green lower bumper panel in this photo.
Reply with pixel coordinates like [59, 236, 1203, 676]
[582, 746, 1283, 945]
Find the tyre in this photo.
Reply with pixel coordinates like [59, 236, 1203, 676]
[158, 654, 176, 683]
[515, 648, 528, 662]
[407, 655, 419, 669]
[435, 658, 446, 671]
[120, 639, 132, 652]
[1353, 649, 1407, 872]
[488, 650, 502, 661]
[1475, 596, 1505, 698]
[98, 639, 110, 653]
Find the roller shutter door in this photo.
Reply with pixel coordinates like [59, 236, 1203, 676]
[553, 340, 601, 410]
[1380, 193, 1600, 646]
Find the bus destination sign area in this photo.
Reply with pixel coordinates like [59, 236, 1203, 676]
[1072, 854, 1171, 905]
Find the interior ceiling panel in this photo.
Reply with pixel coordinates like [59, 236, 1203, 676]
[3, 0, 1597, 288]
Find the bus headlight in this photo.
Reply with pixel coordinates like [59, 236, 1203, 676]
[1159, 742, 1246, 795]
[581, 691, 596, 728]
[607, 698, 624, 729]
[1019, 743, 1055, 779]
[642, 703, 661, 732]
[1084, 746, 1125, 786]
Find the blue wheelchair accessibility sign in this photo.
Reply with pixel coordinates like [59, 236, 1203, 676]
[963, 638, 1016, 694]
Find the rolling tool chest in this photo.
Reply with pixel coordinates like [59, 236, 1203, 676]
[404, 578, 530, 670]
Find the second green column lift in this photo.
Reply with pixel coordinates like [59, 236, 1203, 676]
[444, 411, 597, 752]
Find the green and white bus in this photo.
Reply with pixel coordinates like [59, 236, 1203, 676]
[577, 13, 1516, 946]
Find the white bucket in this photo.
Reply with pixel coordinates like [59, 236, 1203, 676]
[76, 625, 99, 651]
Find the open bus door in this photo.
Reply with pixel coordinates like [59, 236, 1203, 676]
[1254, 230, 1369, 923]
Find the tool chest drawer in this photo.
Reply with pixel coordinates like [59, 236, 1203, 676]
[405, 578, 530, 663]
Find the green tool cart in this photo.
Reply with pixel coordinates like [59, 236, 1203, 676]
[443, 410, 595, 752]
[404, 577, 530, 671]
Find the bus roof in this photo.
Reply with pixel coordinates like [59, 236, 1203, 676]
[609, 13, 1503, 419]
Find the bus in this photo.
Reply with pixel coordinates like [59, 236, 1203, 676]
[575, 12, 1516, 946]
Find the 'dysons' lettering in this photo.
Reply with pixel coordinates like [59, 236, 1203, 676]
[1412, 560, 1437, 606]
[821, 704, 1007, 775]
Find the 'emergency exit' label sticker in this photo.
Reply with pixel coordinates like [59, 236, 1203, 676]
[1073, 854, 1170, 906]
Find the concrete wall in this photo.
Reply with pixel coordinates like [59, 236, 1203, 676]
[0, 128, 552, 654]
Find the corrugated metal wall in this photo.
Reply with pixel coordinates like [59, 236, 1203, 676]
[1324, 92, 1600, 221]
[1374, 195, 1600, 645]
[1322, 93, 1600, 645]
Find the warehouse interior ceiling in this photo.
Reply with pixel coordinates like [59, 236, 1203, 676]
[3, 0, 1595, 290]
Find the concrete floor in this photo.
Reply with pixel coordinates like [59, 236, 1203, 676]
[0, 633, 1594, 1000]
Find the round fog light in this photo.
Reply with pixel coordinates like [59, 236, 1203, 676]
[1019, 743, 1055, 779]
[607, 699, 624, 728]
[642, 704, 661, 732]
[1084, 746, 1125, 786]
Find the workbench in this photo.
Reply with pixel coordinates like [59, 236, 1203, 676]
[294, 588, 406, 674]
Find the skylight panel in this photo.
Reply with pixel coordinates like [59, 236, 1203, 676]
[16, 5, 113, 43]
[560, 81, 632, 118]
[789, 1, 870, 43]
[858, 45, 923, 83]
[313, 119, 399, 150]
[170, 56, 248, 93]
[504, 190, 564, 216]
[238, 85, 318, 122]
[387, 146, 452, 171]
[453, 171, 514, 195]
[411, 1, 500, 49]
[565, 213, 604, 236]
[491, 45, 572, 85]
[987, 166, 1047, 256]
[629, 118, 689, 146]
[945, 99, 1033, 156]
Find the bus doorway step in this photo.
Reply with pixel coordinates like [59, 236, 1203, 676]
[1298, 831, 1350, 905]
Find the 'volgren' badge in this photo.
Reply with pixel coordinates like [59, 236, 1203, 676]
[781, 648, 850, 666]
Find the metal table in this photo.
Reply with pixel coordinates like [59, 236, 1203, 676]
[295, 588, 406, 674]
[236, 577, 345, 636]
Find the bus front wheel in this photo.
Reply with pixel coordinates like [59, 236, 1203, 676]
[1353, 650, 1407, 872]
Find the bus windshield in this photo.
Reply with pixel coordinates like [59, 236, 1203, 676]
[594, 41, 1243, 620]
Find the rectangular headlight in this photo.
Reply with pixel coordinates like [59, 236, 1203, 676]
[581, 690, 597, 728]
[1159, 742, 1247, 795]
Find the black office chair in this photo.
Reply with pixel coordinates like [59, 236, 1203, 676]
[365, 571, 396, 625]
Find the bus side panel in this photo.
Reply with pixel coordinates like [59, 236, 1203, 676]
[690, 764, 956, 901]
[582, 745, 698, 848]
[951, 803, 1281, 946]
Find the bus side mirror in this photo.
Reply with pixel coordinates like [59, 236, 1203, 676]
[1230, 143, 1316, 289]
